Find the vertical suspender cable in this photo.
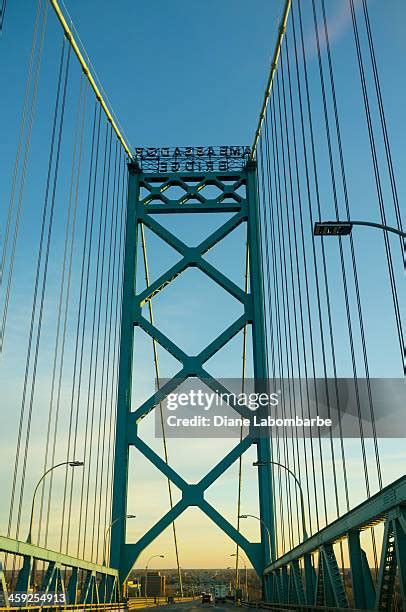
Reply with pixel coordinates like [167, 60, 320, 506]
[279, 48, 310, 545]
[0, 0, 8, 31]
[75, 105, 103, 558]
[349, 0, 404, 375]
[7, 36, 70, 542]
[234, 237, 249, 593]
[102, 150, 126, 561]
[361, 0, 405, 262]
[60, 101, 100, 554]
[290, 4, 326, 532]
[0, 0, 43, 283]
[282, 37, 315, 537]
[140, 224, 184, 595]
[105, 154, 128, 564]
[275, 65, 304, 547]
[49, 75, 87, 552]
[296, 0, 342, 527]
[258, 132, 279, 553]
[83, 122, 113, 561]
[319, 0, 381, 493]
[104, 155, 127, 563]
[93, 140, 120, 561]
[268, 96, 289, 552]
[17, 39, 72, 541]
[273, 74, 296, 549]
[0, 0, 48, 353]
[37, 73, 87, 548]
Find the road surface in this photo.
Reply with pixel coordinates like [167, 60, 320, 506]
[130, 600, 242, 612]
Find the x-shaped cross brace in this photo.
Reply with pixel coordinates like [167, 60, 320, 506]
[122, 201, 264, 577]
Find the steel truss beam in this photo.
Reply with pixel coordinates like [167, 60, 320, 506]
[0, 535, 119, 606]
[110, 165, 275, 587]
[264, 475, 406, 609]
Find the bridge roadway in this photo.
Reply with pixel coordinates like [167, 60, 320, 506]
[129, 600, 241, 612]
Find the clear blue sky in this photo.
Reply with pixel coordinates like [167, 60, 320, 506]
[0, 0, 405, 571]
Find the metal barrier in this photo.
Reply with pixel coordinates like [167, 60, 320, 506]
[241, 602, 366, 611]
[0, 535, 120, 606]
[128, 596, 198, 609]
[0, 604, 127, 611]
[262, 475, 406, 610]
[0, 593, 198, 611]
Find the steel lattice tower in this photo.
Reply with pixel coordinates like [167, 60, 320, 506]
[110, 160, 275, 587]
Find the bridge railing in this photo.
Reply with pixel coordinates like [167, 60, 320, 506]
[0, 604, 126, 612]
[260, 475, 406, 610]
[241, 603, 366, 611]
[0, 535, 120, 607]
[128, 596, 199, 609]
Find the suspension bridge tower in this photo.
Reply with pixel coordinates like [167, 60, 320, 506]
[110, 149, 276, 590]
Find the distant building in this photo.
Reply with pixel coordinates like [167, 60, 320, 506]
[141, 572, 166, 597]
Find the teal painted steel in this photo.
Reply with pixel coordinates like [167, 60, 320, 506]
[348, 530, 375, 609]
[80, 570, 95, 604]
[304, 553, 316, 605]
[0, 535, 117, 576]
[263, 476, 406, 609]
[110, 164, 140, 575]
[291, 559, 306, 604]
[281, 565, 288, 603]
[392, 509, 406, 606]
[67, 567, 78, 605]
[15, 555, 33, 593]
[321, 544, 348, 607]
[0, 535, 118, 605]
[40, 560, 55, 593]
[264, 475, 406, 573]
[246, 162, 276, 575]
[109, 164, 276, 591]
[360, 548, 376, 609]
[0, 562, 9, 605]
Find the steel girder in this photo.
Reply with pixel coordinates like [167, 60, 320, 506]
[0, 535, 119, 606]
[263, 475, 406, 609]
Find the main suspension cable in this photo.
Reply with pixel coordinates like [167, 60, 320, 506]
[251, 0, 292, 159]
[48, 0, 132, 158]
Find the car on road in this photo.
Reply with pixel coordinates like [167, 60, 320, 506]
[201, 592, 213, 604]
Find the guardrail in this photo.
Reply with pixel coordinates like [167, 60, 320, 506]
[241, 602, 366, 611]
[128, 596, 198, 609]
[0, 604, 127, 611]
[0, 535, 120, 606]
[261, 474, 406, 610]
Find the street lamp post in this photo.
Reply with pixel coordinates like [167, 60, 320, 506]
[239, 514, 272, 562]
[27, 461, 84, 544]
[239, 514, 272, 602]
[145, 554, 164, 601]
[313, 220, 406, 238]
[253, 460, 308, 541]
[178, 566, 184, 597]
[226, 567, 235, 598]
[231, 553, 248, 601]
[103, 514, 136, 565]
